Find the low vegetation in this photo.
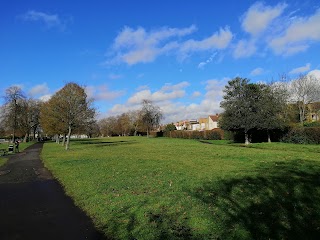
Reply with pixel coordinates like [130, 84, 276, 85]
[0, 141, 35, 166]
[41, 137, 320, 239]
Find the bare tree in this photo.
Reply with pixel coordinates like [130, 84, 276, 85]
[290, 74, 320, 124]
[128, 110, 142, 136]
[141, 99, 163, 137]
[18, 99, 41, 142]
[3, 86, 26, 143]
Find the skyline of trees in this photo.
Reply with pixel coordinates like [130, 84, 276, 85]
[0, 73, 319, 144]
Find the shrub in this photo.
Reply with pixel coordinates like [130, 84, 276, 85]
[282, 127, 320, 144]
[164, 129, 223, 140]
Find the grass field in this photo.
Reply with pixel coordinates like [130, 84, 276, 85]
[0, 141, 35, 167]
[41, 137, 320, 239]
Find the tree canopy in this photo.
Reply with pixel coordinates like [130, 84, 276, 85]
[220, 77, 289, 144]
[40, 82, 95, 150]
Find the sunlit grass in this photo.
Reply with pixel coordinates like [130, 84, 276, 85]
[41, 137, 320, 239]
[0, 141, 35, 167]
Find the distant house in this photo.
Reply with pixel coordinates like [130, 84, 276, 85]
[175, 120, 188, 130]
[173, 114, 220, 131]
[189, 119, 200, 130]
[307, 102, 320, 122]
[198, 118, 208, 130]
[208, 114, 220, 130]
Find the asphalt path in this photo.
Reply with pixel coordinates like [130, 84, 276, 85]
[0, 142, 105, 240]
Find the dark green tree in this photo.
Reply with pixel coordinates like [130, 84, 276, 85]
[258, 83, 289, 142]
[220, 77, 262, 144]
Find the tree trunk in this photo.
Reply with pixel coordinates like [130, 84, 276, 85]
[56, 134, 60, 144]
[147, 128, 149, 138]
[62, 134, 66, 146]
[23, 133, 28, 143]
[267, 130, 271, 143]
[66, 125, 72, 150]
[244, 131, 250, 145]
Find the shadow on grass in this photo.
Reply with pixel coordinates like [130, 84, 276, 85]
[76, 140, 136, 147]
[190, 160, 320, 239]
[97, 160, 320, 239]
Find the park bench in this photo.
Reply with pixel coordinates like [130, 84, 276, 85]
[0, 148, 8, 156]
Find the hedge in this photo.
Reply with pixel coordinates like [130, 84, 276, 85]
[163, 129, 224, 140]
[282, 127, 320, 144]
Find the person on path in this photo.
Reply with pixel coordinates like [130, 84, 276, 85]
[15, 140, 19, 153]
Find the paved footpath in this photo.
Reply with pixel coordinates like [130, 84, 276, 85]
[0, 142, 105, 240]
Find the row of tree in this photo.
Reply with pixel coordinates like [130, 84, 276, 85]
[0, 86, 41, 143]
[1, 73, 318, 147]
[219, 74, 320, 144]
[98, 99, 163, 137]
[0, 84, 164, 150]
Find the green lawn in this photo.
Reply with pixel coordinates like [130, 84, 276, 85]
[0, 141, 35, 167]
[41, 137, 320, 239]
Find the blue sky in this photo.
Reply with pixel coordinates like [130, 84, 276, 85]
[1, 0, 320, 123]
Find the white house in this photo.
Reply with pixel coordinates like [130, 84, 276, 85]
[208, 114, 219, 130]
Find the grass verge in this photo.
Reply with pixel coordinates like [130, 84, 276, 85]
[0, 141, 36, 167]
[41, 137, 320, 239]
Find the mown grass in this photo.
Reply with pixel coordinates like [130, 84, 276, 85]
[0, 141, 35, 167]
[41, 137, 320, 239]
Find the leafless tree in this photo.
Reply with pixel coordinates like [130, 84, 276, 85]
[3, 86, 26, 142]
[141, 99, 163, 137]
[290, 74, 320, 124]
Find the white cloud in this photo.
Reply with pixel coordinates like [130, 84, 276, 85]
[107, 78, 227, 123]
[179, 27, 232, 59]
[127, 81, 189, 104]
[39, 94, 52, 102]
[289, 63, 311, 74]
[198, 52, 217, 69]
[21, 10, 66, 30]
[250, 67, 264, 76]
[308, 69, 320, 79]
[29, 83, 49, 96]
[85, 85, 124, 101]
[109, 25, 196, 65]
[233, 39, 257, 58]
[107, 25, 232, 65]
[191, 91, 202, 98]
[269, 9, 320, 56]
[241, 2, 287, 36]
[160, 81, 190, 91]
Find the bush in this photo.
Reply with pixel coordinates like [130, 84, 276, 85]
[282, 127, 320, 144]
[164, 129, 223, 140]
[303, 121, 320, 127]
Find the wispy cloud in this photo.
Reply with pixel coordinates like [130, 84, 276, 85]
[20, 10, 68, 30]
[108, 79, 227, 123]
[269, 9, 320, 56]
[85, 85, 125, 101]
[127, 81, 189, 104]
[107, 25, 232, 65]
[241, 2, 287, 36]
[233, 39, 257, 58]
[250, 67, 264, 76]
[29, 83, 50, 96]
[289, 63, 311, 74]
[198, 52, 217, 69]
[234, 2, 320, 58]
[108, 73, 123, 80]
[179, 27, 232, 60]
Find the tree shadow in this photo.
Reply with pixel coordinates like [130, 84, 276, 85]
[189, 160, 320, 239]
[77, 140, 136, 147]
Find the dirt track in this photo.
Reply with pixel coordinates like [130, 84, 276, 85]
[0, 142, 105, 240]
